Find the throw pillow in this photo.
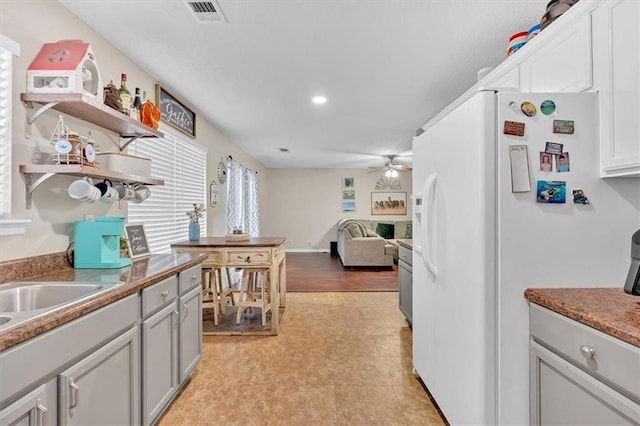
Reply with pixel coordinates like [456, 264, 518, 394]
[346, 223, 364, 238]
[376, 223, 395, 240]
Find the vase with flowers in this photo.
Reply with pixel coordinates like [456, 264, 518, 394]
[186, 203, 204, 241]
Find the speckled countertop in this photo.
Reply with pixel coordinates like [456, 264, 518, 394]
[396, 239, 413, 250]
[0, 253, 207, 351]
[525, 288, 640, 348]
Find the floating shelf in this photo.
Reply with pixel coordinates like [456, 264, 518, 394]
[19, 164, 164, 209]
[21, 93, 163, 149]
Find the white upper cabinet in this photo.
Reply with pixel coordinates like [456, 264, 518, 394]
[520, 14, 593, 93]
[593, 0, 640, 177]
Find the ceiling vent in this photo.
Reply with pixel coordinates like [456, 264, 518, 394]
[184, 1, 227, 23]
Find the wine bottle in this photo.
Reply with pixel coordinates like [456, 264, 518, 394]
[132, 87, 142, 121]
[118, 74, 131, 116]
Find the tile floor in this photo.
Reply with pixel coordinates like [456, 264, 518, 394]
[158, 292, 445, 426]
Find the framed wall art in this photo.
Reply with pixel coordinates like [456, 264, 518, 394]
[156, 84, 196, 138]
[371, 192, 407, 215]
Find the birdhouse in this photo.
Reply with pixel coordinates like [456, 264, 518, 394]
[27, 40, 103, 98]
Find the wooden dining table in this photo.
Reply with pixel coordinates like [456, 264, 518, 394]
[171, 237, 286, 335]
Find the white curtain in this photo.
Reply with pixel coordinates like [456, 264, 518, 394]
[226, 158, 260, 236]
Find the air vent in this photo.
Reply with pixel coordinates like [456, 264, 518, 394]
[278, 148, 290, 152]
[184, 1, 227, 23]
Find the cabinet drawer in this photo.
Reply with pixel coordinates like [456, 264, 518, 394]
[202, 252, 221, 268]
[224, 249, 271, 266]
[178, 264, 201, 295]
[398, 246, 412, 266]
[530, 304, 640, 400]
[141, 276, 178, 318]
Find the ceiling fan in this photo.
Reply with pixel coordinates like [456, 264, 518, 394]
[368, 154, 413, 177]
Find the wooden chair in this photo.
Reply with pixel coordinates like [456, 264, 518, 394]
[201, 267, 219, 326]
[235, 267, 271, 326]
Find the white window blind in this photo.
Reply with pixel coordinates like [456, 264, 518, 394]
[0, 38, 17, 218]
[128, 128, 206, 253]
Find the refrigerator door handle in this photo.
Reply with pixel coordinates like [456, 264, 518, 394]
[422, 173, 439, 278]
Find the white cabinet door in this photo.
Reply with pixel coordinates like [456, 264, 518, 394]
[521, 14, 593, 92]
[530, 341, 640, 425]
[142, 302, 178, 426]
[179, 285, 202, 384]
[0, 380, 55, 426]
[58, 327, 139, 426]
[594, 0, 640, 177]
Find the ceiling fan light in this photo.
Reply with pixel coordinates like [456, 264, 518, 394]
[385, 169, 398, 178]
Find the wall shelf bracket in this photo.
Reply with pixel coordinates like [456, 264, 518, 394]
[24, 172, 55, 209]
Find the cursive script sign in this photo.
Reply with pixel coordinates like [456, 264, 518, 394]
[156, 84, 196, 138]
[125, 224, 150, 259]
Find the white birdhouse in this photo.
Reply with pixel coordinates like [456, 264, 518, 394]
[27, 40, 103, 98]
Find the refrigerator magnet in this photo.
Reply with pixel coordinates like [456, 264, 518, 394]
[521, 101, 537, 117]
[509, 145, 531, 192]
[536, 180, 566, 204]
[540, 100, 556, 115]
[503, 120, 525, 136]
[555, 153, 570, 172]
[553, 119, 575, 134]
[540, 153, 552, 172]
[545, 141, 563, 155]
[572, 189, 590, 205]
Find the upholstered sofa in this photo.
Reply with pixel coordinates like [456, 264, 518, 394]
[336, 219, 412, 267]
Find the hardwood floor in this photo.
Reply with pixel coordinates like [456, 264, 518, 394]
[286, 252, 398, 292]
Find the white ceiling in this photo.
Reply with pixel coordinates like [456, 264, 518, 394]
[59, 0, 548, 169]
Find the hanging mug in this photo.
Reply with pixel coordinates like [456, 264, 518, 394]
[132, 184, 151, 204]
[68, 177, 100, 203]
[94, 178, 113, 196]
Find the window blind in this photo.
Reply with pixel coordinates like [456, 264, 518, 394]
[128, 128, 206, 253]
[0, 45, 13, 218]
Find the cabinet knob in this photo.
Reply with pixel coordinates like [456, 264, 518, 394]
[579, 345, 596, 359]
[161, 290, 169, 299]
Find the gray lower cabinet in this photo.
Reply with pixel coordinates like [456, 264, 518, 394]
[58, 327, 139, 426]
[529, 304, 640, 425]
[398, 245, 412, 325]
[179, 285, 202, 384]
[0, 379, 56, 426]
[142, 302, 179, 426]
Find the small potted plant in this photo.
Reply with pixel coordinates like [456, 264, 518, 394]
[186, 203, 204, 241]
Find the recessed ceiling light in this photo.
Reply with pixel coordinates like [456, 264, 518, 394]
[312, 96, 327, 104]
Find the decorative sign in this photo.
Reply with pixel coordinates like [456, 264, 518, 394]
[125, 224, 150, 259]
[545, 141, 564, 155]
[156, 84, 196, 138]
[503, 120, 525, 136]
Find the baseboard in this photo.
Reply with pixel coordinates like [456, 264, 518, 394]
[286, 249, 330, 253]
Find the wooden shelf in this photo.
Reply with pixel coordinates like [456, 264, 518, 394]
[20, 164, 164, 186]
[19, 164, 164, 209]
[20, 93, 164, 140]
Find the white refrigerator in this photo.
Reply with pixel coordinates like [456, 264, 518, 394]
[411, 90, 640, 425]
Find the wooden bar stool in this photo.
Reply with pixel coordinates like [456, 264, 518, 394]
[201, 267, 220, 326]
[235, 267, 271, 326]
[214, 267, 236, 314]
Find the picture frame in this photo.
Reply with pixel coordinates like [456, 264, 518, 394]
[342, 177, 354, 188]
[125, 224, 151, 259]
[371, 192, 407, 215]
[155, 84, 196, 138]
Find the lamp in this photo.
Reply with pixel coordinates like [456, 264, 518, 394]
[385, 169, 399, 178]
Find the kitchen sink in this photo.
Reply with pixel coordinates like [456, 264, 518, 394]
[0, 281, 125, 331]
[0, 283, 103, 313]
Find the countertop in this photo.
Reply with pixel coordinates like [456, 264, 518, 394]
[0, 253, 207, 351]
[171, 236, 286, 248]
[524, 288, 640, 348]
[396, 239, 413, 250]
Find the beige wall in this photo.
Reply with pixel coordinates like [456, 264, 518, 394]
[262, 168, 412, 250]
[0, 1, 266, 261]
